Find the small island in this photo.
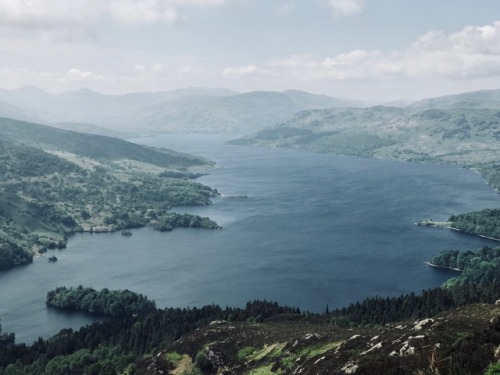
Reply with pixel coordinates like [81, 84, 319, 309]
[47, 256, 58, 263]
[153, 213, 222, 232]
[46, 286, 156, 317]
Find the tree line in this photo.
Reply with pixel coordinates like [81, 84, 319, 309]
[0, 301, 299, 374]
[46, 286, 157, 317]
[449, 208, 500, 239]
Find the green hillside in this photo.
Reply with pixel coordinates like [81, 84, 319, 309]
[0, 117, 206, 167]
[233, 106, 500, 178]
[3, 245, 500, 374]
[0, 118, 218, 271]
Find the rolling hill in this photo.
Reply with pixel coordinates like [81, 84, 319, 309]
[0, 87, 357, 134]
[0, 117, 206, 168]
[233, 103, 500, 168]
[0, 117, 217, 270]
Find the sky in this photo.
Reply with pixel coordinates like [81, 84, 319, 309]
[1, 0, 500, 101]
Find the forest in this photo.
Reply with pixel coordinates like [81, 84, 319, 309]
[0, 138, 219, 271]
[1, 245, 500, 374]
[0, 301, 299, 375]
[46, 286, 157, 317]
[449, 209, 500, 240]
[153, 213, 221, 231]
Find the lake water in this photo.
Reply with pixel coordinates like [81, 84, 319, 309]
[2, 134, 500, 344]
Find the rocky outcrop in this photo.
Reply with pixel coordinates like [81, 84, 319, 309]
[142, 304, 500, 375]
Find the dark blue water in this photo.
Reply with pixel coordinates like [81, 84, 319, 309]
[1, 134, 499, 344]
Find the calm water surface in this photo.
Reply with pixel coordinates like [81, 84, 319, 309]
[1, 134, 500, 343]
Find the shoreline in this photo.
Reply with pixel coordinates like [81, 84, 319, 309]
[417, 221, 500, 242]
[425, 262, 462, 272]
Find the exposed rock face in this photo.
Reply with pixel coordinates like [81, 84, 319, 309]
[141, 304, 500, 375]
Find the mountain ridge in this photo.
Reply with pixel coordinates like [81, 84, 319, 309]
[0, 86, 359, 134]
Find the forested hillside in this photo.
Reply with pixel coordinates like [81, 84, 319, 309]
[2, 245, 500, 374]
[0, 118, 219, 271]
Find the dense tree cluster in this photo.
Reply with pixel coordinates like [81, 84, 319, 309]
[0, 142, 85, 178]
[449, 209, 500, 239]
[3, 245, 500, 374]
[0, 321, 14, 352]
[0, 142, 219, 271]
[0, 240, 32, 271]
[0, 301, 298, 374]
[330, 246, 500, 326]
[481, 163, 500, 192]
[46, 286, 157, 317]
[153, 213, 221, 231]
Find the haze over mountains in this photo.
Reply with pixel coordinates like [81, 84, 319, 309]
[3, 85, 500, 169]
[0, 86, 358, 136]
[233, 88, 500, 168]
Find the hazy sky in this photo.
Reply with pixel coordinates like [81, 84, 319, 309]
[1, 0, 500, 100]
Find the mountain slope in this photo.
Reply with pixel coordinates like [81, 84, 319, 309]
[0, 117, 218, 270]
[233, 106, 500, 165]
[409, 89, 500, 110]
[0, 117, 206, 167]
[0, 87, 358, 134]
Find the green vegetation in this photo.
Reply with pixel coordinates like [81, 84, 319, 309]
[165, 351, 184, 363]
[449, 208, 500, 240]
[237, 346, 257, 360]
[431, 247, 500, 290]
[0, 240, 32, 270]
[0, 118, 220, 271]
[46, 286, 156, 317]
[0, 322, 14, 351]
[153, 213, 221, 232]
[0, 301, 299, 375]
[484, 363, 500, 375]
[2, 244, 500, 373]
[0, 117, 207, 167]
[233, 103, 500, 191]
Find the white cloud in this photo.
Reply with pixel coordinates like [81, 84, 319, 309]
[320, 0, 363, 17]
[108, 1, 177, 25]
[222, 64, 269, 76]
[270, 21, 500, 82]
[0, 0, 101, 28]
[152, 63, 165, 72]
[0, 0, 233, 29]
[178, 65, 206, 75]
[63, 68, 106, 82]
[276, 3, 296, 14]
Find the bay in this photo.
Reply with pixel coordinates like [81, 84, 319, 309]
[1, 134, 500, 344]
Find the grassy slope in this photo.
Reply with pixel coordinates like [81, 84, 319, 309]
[0, 118, 217, 270]
[0, 116, 207, 168]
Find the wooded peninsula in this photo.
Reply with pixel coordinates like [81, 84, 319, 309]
[0, 117, 221, 271]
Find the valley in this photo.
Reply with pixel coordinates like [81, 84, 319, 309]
[2, 88, 500, 374]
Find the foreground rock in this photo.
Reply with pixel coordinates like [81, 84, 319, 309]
[136, 304, 500, 374]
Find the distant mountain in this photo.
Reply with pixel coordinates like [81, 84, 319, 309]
[0, 100, 42, 124]
[409, 89, 500, 110]
[0, 87, 358, 134]
[232, 105, 500, 166]
[131, 90, 354, 133]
